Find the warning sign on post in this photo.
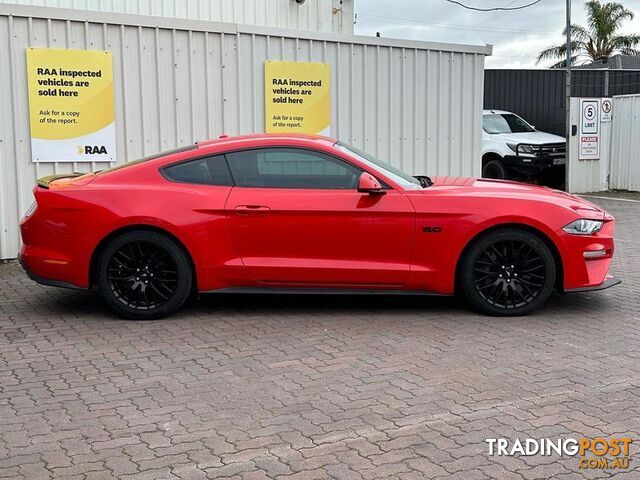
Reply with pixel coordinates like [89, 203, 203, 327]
[601, 98, 612, 123]
[26, 48, 116, 162]
[265, 61, 330, 135]
[579, 98, 600, 160]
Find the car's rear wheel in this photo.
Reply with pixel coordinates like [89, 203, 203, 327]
[460, 228, 556, 316]
[482, 159, 507, 180]
[97, 231, 192, 320]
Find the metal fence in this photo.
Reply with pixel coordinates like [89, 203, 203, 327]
[610, 94, 640, 192]
[485, 69, 640, 136]
[0, 4, 491, 259]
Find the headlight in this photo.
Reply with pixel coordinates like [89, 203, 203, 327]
[562, 219, 603, 235]
[519, 144, 535, 154]
[507, 143, 535, 155]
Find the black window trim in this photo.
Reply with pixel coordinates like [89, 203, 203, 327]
[98, 144, 198, 177]
[159, 145, 392, 190]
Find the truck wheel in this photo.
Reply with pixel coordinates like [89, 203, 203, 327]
[483, 159, 507, 180]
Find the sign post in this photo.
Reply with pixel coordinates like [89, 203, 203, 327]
[264, 61, 330, 135]
[26, 48, 116, 162]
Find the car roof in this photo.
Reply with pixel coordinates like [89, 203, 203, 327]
[88, 134, 344, 185]
[483, 109, 514, 115]
[196, 133, 337, 152]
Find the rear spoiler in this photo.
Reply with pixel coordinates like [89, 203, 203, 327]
[37, 173, 84, 189]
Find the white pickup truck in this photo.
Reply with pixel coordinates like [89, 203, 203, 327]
[481, 110, 566, 181]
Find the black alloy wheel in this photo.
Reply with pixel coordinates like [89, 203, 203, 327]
[107, 241, 178, 310]
[473, 240, 546, 308]
[97, 231, 192, 319]
[461, 228, 556, 316]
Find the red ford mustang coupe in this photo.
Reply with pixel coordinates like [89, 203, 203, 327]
[19, 134, 619, 319]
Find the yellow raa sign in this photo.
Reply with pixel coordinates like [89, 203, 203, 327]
[264, 60, 330, 135]
[26, 47, 116, 162]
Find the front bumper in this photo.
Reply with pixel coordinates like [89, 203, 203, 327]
[502, 154, 565, 173]
[564, 275, 621, 293]
[557, 218, 618, 292]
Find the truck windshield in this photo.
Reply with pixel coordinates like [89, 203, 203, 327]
[334, 142, 422, 189]
[483, 114, 534, 134]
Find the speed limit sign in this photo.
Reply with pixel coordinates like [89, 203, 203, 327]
[581, 100, 599, 134]
[579, 98, 601, 160]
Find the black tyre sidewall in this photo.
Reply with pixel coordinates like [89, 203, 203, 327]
[97, 231, 193, 320]
[483, 160, 507, 180]
[461, 228, 556, 316]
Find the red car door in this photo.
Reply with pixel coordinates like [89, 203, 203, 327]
[224, 147, 415, 286]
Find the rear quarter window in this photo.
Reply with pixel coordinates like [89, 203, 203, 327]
[97, 144, 197, 175]
[162, 155, 233, 186]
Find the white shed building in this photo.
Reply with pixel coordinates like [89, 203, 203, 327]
[0, 2, 492, 259]
[0, 0, 356, 34]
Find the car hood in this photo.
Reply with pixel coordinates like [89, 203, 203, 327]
[489, 131, 565, 145]
[425, 176, 606, 219]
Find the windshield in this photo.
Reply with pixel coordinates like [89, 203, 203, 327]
[334, 142, 422, 189]
[483, 113, 534, 134]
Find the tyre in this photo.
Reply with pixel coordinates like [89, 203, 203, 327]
[460, 228, 556, 316]
[97, 230, 193, 320]
[482, 159, 507, 180]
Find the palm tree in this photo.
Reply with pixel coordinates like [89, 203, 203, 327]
[537, 1, 640, 67]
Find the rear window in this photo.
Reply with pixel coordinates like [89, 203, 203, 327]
[96, 144, 197, 175]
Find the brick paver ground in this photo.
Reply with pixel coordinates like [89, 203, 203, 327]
[1, 195, 639, 479]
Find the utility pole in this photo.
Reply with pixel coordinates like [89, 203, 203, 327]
[565, 0, 572, 187]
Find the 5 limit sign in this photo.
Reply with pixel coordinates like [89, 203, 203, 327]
[579, 99, 600, 160]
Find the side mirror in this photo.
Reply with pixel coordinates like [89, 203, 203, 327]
[357, 172, 386, 194]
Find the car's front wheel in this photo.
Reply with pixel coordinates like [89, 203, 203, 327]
[460, 228, 556, 316]
[97, 231, 193, 319]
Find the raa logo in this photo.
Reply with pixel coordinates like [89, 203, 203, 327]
[77, 145, 108, 155]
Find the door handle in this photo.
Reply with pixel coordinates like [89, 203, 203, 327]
[234, 205, 271, 216]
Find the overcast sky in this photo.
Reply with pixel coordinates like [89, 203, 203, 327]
[354, 0, 640, 68]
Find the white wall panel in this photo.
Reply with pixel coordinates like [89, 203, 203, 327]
[567, 97, 611, 194]
[0, 0, 354, 33]
[0, 4, 490, 258]
[609, 94, 640, 192]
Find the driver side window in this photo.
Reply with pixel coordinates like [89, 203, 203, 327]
[226, 148, 361, 189]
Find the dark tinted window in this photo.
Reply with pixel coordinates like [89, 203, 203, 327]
[163, 155, 232, 186]
[226, 148, 361, 189]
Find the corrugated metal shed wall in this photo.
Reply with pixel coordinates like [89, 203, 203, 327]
[0, 4, 490, 259]
[610, 94, 640, 192]
[566, 97, 612, 194]
[0, 0, 355, 33]
[485, 69, 640, 136]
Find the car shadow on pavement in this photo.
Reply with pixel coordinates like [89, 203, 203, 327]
[12, 282, 618, 324]
[185, 290, 617, 323]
